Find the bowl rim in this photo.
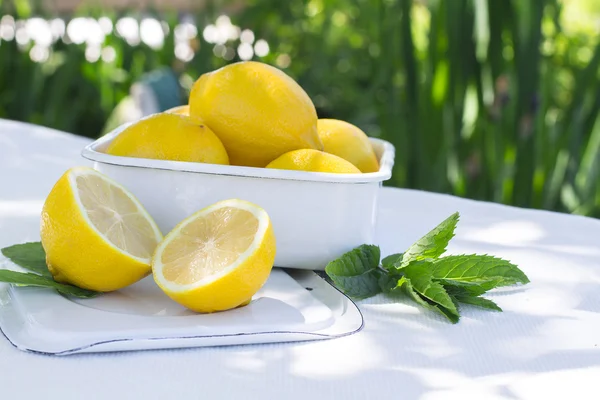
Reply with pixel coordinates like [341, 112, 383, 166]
[81, 120, 395, 184]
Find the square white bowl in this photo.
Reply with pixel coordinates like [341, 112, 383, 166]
[81, 122, 395, 270]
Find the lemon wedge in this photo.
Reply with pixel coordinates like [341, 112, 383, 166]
[40, 167, 163, 292]
[152, 199, 276, 313]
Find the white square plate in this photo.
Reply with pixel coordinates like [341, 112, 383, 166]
[0, 268, 363, 355]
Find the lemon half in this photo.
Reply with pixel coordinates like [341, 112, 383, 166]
[40, 167, 163, 292]
[152, 199, 276, 313]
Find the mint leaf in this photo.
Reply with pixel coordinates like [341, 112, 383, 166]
[452, 294, 502, 312]
[401, 261, 460, 323]
[402, 212, 459, 265]
[435, 277, 504, 296]
[399, 278, 460, 323]
[378, 272, 399, 293]
[325, 245, 382, 299]
[382, 253, 404, 270]
[1, 242, 52, 277]
[432, 255, 529, 287]
[0, 270, 99, 298]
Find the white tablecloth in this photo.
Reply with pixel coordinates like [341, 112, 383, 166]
[1, 119, 599, 400]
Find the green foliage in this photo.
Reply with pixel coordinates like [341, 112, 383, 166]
[0, 0, 598, 216]
[324, 212, 530, 323]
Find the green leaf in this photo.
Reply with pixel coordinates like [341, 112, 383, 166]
[435, 277, 504, 296]
[0, 269, 99, 298]
[325, 245, 383, 299]
[1, 242, 52, 277]
[401, 261, 460, 323]
[382, 253, 404, 270]
[378, 272, 398, 293]
[402, 212, 459, 265]
[432, 255, 530, 287]
[400, 278, 460, 323]
[453, 294, 502, 312]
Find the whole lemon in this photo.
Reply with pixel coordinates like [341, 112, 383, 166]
[189, 61, 322, 167]
[317, 119, 379, 173]
[265, 149, 361, 174]
[164, 105, 190, 116]
[106, 113, 229, 165]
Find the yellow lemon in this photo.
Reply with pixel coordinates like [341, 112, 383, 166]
[152, 199, 276, 313]
[106, 113, 229, 165]
[317, 119, 379, 173]
[40, 167, 163, 292]
[189, 61, 322, 167]
[265, 149, 361, 174]
[164, 105, 190, 116]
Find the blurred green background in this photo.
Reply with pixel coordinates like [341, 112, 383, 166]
[1, 0, 599, 217]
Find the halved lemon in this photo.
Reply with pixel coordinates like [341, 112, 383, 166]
[40, 167, 163, 292]
[152, 199, 276, 313]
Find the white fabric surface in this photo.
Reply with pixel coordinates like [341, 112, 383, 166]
[1, 119, 599, 400]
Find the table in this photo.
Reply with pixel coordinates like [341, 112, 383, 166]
[1, 118, 600, 400]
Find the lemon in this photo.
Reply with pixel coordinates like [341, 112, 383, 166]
[189, 61, 322, 167]
[164, 105, 190, 116]
[40, 167, 163, 292]
[317, 119, 379, 173]
[265, 149, 361, 174]
[106, 113, 229, 165]
[152, 199, 276, 313]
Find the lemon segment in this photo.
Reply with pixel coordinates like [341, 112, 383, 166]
[105, 113, 229, 165]
[189, 61, 322, 167]
[317, 119, 380, 173]
[152, 199, 276, 313]
[265, 149, 361, 174]
[40, 167, 163, 292]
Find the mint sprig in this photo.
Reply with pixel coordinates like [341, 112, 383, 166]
[0, 242, 99, 298]
[325, 212, 529, 323]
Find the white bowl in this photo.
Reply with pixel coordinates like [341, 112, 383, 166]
[81, 123, 395, 270]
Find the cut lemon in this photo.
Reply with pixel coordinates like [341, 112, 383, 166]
[40, 167, 163, 292]
[152, 199, 276, 313]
